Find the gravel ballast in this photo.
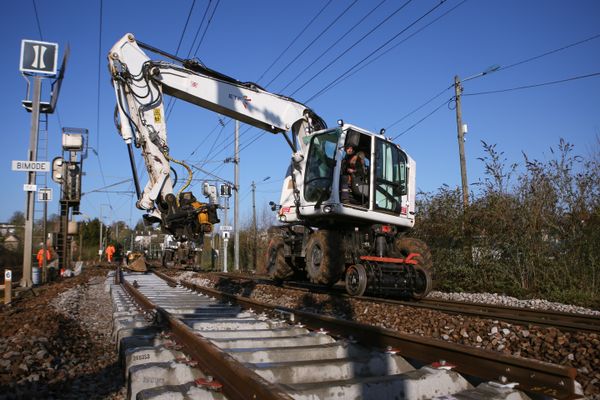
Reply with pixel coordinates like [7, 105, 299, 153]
[176, 271, 600, 398]
[1, 268, 598, 398]
[0, 267, 125, 399]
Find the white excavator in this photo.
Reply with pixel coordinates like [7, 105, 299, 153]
[108, 33, 432, 299]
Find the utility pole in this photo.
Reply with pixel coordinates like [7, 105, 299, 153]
[99, 219, 103, 262]
[234, 120, 240, 271]
[223, 195, 229, 273]
[454, 75, 469, 209]
[21, 76, 42, 287]
[251, 180, 257, 270]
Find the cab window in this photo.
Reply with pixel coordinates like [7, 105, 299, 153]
[374, 139, 407, 213]
[303, 131, 339, 202]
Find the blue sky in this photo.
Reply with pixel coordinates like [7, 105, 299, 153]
[1, 0, 599, 227]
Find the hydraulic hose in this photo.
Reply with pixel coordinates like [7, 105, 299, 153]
[164, 153, 193, 206]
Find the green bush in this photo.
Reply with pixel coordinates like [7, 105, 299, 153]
[414, 139, 600, 307]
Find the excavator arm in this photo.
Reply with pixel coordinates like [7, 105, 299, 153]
[108, 33, 325, 240]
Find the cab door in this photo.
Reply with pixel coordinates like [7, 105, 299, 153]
[373, 139, 408, 216]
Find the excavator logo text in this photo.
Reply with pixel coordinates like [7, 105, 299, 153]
[229, 94, 252, 110]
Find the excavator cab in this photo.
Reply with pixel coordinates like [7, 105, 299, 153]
[280, 123, 415, 231]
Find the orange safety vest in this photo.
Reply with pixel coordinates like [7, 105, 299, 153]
[36, 249, 51, 265]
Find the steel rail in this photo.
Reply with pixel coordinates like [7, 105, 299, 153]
[118, 269, 293, 400]
[156, 270, 581, 400]
[418, 298, 600, 333]
[210, 271, 600, 334]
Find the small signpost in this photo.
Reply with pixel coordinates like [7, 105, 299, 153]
[12, 160, 50, 172]
[38, 188, 52, 201]
[18, 38, 60, 287]
[20, 40, 58, 75]
[3, 270, 12, 304]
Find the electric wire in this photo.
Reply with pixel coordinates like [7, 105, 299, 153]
[305, 0, 449, 103]
[290, 0, 414, 97]
[264, 0, 359, 88]
[184, 0, 351, 165]
[175, 0, 197, 55]
[498, 32, 600, 73]
[387, 85, 452, 130]
[325, 0, 467, 96]
[165, 0, 198, 120]
[256, 0, 334, 84]
[192, 0, 220, 57]
[184, 0, 337, 163]
[391, 97, 452, 140]
[230, 1, 452, 152]
[32, 0, 43, 39]
[93, 0, 114, 212]
[84, 178, 133, 195]
[182, 1, 400, 170]
[386, 28, 600, 137]
[463, 71, 600, 97]
[278, 0, 388, 93]
[187, 0, 213, 59]
[166, 0, 213, 120]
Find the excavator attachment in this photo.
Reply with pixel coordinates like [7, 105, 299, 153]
[127, 253, 148, 272]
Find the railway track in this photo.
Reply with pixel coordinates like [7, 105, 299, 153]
[109, 268, 582, 399]
[208, 272, 600, 334]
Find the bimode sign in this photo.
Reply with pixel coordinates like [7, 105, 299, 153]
[11, 160, 50, 172]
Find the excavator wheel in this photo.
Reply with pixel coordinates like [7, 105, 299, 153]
[393, 237, 433, 299]
[305, 230, 344, 286]
[265, 236, 293, 281]
[345, 264, 368, 296]
[411, 264, 433, 300]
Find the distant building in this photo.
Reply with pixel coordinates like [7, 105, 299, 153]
[0, 223, 18, 236]
[2, 234, 20, 251]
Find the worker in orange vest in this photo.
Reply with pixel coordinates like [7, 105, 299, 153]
[105, 244, 116, 263]
[36, 248, 51, 268]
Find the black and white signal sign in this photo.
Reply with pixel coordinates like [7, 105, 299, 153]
[20, 39, 58, 75]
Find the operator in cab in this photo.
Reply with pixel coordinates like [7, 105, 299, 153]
[341, 145, 367, 205]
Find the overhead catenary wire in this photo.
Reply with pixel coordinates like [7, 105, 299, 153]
[233, 1, 455, 154]
[184, 0, 362, 165]
[225, 1, 456, 159]
[32, 0, 43, 39]
[392, 98, 452, 140]
[498, 32, 600, 73]
[290, 0, 415, 97]
[387, 71, 600, 140]
[305, 0, 449, 103]
[192, 0, 220, 57]
[175, 0, 197, 56]
[387, 29, 600, 138]
[185, 0, 338, 163]
[166, 0, 215, 120]
[325, 0, 468, 97]
[186, 0, 213, 59]
[256, 0, 334, 84]
[189, 1, 403, 162]
[464, 71, 600, 97]
[94, 0, 113, 212]
[278, 0, 388, 93]
[264, 0, 360, 88]
[165, 0, 198, 119]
